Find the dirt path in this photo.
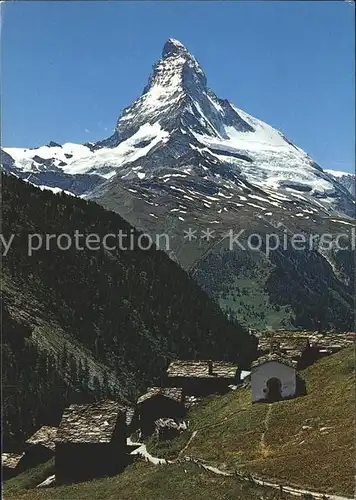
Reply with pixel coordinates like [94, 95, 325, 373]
[177, 430, 197, 458]
[184, 456, 353, 500]
[260, 404, 273, 457]
[127, 431, 353, 500]
[37, 434, 354, 499]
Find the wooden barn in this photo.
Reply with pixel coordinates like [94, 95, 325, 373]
[165, 360, 240, 396]
[24, 426, 57, 467]
[136, 387, 185, 436]
[55, 400, 127, 484]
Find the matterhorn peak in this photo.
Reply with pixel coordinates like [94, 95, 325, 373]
[3, 36, 356, 222]
[162, 38, 188, 58]
[99, 37, 248, 147]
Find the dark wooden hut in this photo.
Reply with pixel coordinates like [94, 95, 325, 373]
[55, 400, 127, 484]
[165, 360, 240, 396]
[136, 387, 185, 436]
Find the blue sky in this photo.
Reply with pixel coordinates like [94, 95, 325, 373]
[2, 1, 354, 173]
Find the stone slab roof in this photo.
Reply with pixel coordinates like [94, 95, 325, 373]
[137, 387, 183, 405]
[310, 333, 354, 349]
[251, 353, 297, 370]
[259, 338, 310, 350]
[258, 331, 354, 357]
[2, 452, 25, 469]
[55, 400, 125, 444]
[25, 426, 58, 451]
[166, 360, 239, 379]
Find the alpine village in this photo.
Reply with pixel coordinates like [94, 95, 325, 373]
[1, 19, 355, 500]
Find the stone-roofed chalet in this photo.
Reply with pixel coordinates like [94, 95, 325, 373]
[258, 336, 311, 367]
[2, 452, 25, 479]
[136, 387, 185, 437]
[55, 400, 127, 483]
[137, 387, 183, 405]
[165, 360, 240, 396]
[258, 331, 354, 368]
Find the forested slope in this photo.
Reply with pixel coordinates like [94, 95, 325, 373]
[1, 174, 255, 446]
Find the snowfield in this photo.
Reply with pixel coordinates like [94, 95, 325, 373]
[5, 123, 169, 180]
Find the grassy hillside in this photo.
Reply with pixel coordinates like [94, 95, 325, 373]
[2, 173, 255, 445]
[4, 460, 294, 500]
[148, 348, 355, 496]
[6, 350, 352, 499]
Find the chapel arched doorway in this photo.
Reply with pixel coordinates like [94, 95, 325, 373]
[266, 377, 282, 402]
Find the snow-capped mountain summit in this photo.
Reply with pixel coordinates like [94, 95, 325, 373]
[98, 36, 253, 151]
[2, 38, 355, 220]
[162, 38, 188, 57]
